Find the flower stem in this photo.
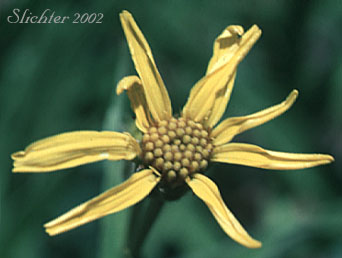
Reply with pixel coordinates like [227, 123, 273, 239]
[124, 191, 164, 258]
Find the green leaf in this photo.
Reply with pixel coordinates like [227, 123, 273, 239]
[97, 45, 133, 258]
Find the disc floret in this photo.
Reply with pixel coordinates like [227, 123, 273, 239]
[141, 117, 213, 187]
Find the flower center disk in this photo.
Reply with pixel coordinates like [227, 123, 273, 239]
[141, 117, 213, 187]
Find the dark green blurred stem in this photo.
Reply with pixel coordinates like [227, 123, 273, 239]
[124, 192, 164, 258]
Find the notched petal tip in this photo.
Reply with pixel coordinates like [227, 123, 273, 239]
[44, 225, 61, 236]
[183, 23, 262, 125]
[12, 151, 27, 173]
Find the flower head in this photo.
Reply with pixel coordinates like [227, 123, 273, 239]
[12, 10, 334, 248]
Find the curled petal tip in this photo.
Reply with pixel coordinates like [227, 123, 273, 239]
[289, 89, 299, 100]
[11, 151, 25, 160]
[116, 83, 125, 95]
[221, 25, 244, 39]
[11, 151, 26, 173]
[314, 154, 335, 165]
[228, 25, 244, 36]
[286, 89, 299, 105]
[116, 76, 141, 95]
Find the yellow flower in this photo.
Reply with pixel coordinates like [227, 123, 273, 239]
[11, 10, 334, 249]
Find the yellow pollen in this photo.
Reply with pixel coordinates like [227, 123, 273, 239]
[174, 152, 182, 161]
[191, 137, 199, 145]
[193, 129, 201, 137]
[200, 160, 208, 170]
[194, 153, 202, 161]
[155, 140, 163, 148]
[202, 149, 210, 158]
[150, 127, 157, 133]
[142, 134, 150, 142]
[188, 120, 195, 127]
[201, 130, 208, 138]
[185, 127, 192, 135]
[179, 144, 186, 151]
[184, 150, 193, 159]
[151, 133, 159, 141]
[187, 144, 195, 151]
[163, 144, 171, 152]
[178, 120, 186, 127]
[171, 145, 179, 152]
[155, 158, 164, 169]
[159, 120, 168, 127]
[200, 138, 207, 147]
[168, 131, 176, 139]
[176, 128, 185, 137]
[196, 146, 203, 152]
[164, 161, 173, 171]
[173, 161, 181, 171]
[154, 148, 163, 157]
[181, 158, 190, 167]
[167, 170, 177, 181]
[144, 152, 154, 161]
[164, 152, 173, 161]
[196, 123, 203, 130]
[169, 122, 177, 130]
[145, 142, 154, 151]
[179, 168, 188, 178]
[174, 139, 181, 145]
[161, 135, 170, 143]
[158, 126, 167, 134]
[182, 135, 191, 144]
[191, 161, 199, 171]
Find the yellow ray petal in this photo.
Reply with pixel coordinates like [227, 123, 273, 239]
[212, 143, 335, 170]
[120, 10, 172, 122]
[206, 25, 245, 74]
[12, 131, 141, 172]
[186, 174, 261, 248]
[117, 75, 152, 133]
[182, 25, 261, 125]
[202, 26, 244, 128]
[44, 169, 160, 236]
[212, 90, 298, 145]
[205, 72, 236, 128]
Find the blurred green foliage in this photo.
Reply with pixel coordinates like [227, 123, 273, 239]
[1, 0, 341, 258]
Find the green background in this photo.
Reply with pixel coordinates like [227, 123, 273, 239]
[1, 0, 341, 257]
